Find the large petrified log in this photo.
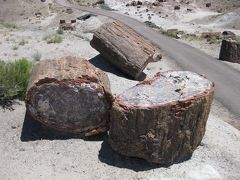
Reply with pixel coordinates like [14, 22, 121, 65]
[26, 56, 113, 136]
[219, 39, 240, 64]
[109, 71, 214, 165]
[90, 21, 156, 80]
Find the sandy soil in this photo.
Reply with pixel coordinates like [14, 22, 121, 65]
[0, 1, 240, 179]
[0, 68, 240, 180]
[104, 0, 240, 34]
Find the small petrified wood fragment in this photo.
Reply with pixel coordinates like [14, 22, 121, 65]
[26, 56, 113, 136]
[90, 21, 156, 80]
[109, 71, 214, 165]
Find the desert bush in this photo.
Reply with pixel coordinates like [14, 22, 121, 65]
[207, 36, 219, 44]
[32, 51, 42, 61]
[19, 39, 28, 46]
[99, 4, 114, 11]
[0, 59, 32, 109]
[12, 46, 18, 50]
[236, 36, 240, 42]
[44, 34, 63, 44]
[1, 22, 18, 29]
[56, 28, 64, 35]
[144, 21, 159, 29]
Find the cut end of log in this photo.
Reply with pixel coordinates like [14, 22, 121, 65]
[117, 71, 214, 108]
[26, 57, 113, 136]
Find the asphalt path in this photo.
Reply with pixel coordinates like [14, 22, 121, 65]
[55, 0, 240, 126]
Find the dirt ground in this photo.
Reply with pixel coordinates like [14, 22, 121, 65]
[0, 0, 240, 179]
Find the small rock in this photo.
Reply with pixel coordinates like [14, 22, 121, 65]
[19, 148, 25, 152]
[59, 19, 66, 24]
[174, 5, 180, 10]
[77, 13, 94, 21]
[206, 3, 211, 7]
[131, 1, 137, 6]
[176, 34, 182, 39]
[35, 12, 42, 18]
[66, 8, 73, 14]
[152, 50, 162, 62]
[137, 1, 142, 5]
[152, 1, 160, 6]
[222, 31, 236, 40]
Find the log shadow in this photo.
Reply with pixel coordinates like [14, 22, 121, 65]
[20, 111, 106, 142]
[98, 136, 161, 172]
[89, 55, 146, 81]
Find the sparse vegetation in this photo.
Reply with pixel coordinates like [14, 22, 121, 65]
[144, 21, 159, 29]
[44, 34, 63, 44]
[12, 46, 18, 51]
[19, 39, 28, 46]
[99, 4, 114, 11]
[48, 3, 64, 13]
[0, 22, 18, 29]
[56, 28, 64, 35]
[32, 51, 42, 61]
[236, 36, 240, 42]
[0, 59, 32, 110]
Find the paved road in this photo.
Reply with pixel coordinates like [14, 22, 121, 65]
[56, 0, 240, 126]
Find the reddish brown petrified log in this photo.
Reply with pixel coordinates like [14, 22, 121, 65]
[109, 71, 214, 165]
[26, 56, 113, 136]
[90, 21, 156, 80]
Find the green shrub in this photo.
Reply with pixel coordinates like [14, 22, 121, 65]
[1, 22, 18, 29]
[144, 21, 159, 29]
[44, 34, 63, 44]
[0, 59, 32, 109]
[56, 28, 64, 35]
[207, 36, 219, 44]
[236, 36, 240, 43]
[12, 46, 18, 50]
[19, 39, 28, 46]
[32, 51, 42, 61]
[99, 4, 114, 11]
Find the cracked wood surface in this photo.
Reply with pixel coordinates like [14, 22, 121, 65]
[26, 56, 113, 136]
[90, 21, 156, 79]
[109, 71, 214, 164]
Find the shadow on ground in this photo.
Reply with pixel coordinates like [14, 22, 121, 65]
[20, 111, 106, 142]
[89, 55, 146, 81]
[98, 135, 162, 172]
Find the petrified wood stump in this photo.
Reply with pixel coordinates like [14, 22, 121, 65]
[26, 56, 113, 136]
[109, 71, 214, 165]
[90, 21, 156, 80]
[219, 39, 240, 64]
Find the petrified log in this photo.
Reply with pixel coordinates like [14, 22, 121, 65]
[219, 39, 240, 64]
[90, 21, 156, 80]
[109, 71, 214, 165]
[26, 56, 113, 136]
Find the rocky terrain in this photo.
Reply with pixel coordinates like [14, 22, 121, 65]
[0, 0, 240, 179]
[104, 0, 240, 71]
